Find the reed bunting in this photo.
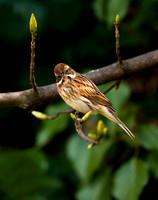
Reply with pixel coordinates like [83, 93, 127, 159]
[54, 63, 134, 139]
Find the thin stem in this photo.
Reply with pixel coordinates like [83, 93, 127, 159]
[47, 109, 74, 119]
[114, 22, 122, 64]
[103, 80, 121, 94]
[30, 34, 38, 93]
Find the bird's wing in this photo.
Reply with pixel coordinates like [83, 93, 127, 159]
[74, 74, 115, 112]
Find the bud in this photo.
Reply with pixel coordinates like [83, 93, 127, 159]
[70, 113, 76, 121]
[30, 13, 37, 35]
[87, 143, 93, 149]
[97, 120, 108, 136]
[32, 111, 48, 120]
[81, 111, 91, 122]
[88, 133, 97, 141]
[103, 127, 108, 135]
[115, 14, 120, 25]
[97, 120, 104, 135]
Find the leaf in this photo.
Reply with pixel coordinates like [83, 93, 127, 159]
[92, 0, 131, 25]
[99, 82, 131, 113]
[139, 124, 158, 150]
[77, 168, 112, 200]
[113, 158, 149, 200]
[35, 102, 69, 148]
[66, 135, 113, 180]
[107, 0, 131, 26]
[147, 151, 158, 179]
[66, 135, 88, 180]
[87, 140, 112, 179]
[92, 0, 107, 21]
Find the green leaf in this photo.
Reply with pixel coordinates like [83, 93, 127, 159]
[113, 157, 149, 200]
[66, 135, 88, 180]
[147, 151, 158, 179]
[77, 168, 112, 200]
[87, 140, 112, 179]
[35, 102, 69, 148]
[92, 0, 131, 25]
[92, 0, 107, 21]
[139, 124, 158, 150]
[66, 135, 112, 180]
[99, 82, 131, 113]
[107, 0, 131, 25]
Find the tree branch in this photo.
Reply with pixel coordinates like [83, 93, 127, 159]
[0, 50, 158, 109]
[74, 112, 99, 145]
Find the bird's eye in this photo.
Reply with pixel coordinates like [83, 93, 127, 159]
[65, 69, 69, 73]
[57, 75, 61, 79]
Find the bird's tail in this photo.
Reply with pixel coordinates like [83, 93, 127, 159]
[116, 117, 135, 139]
[101, 107, 135, 139]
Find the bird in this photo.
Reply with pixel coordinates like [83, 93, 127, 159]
[54, 63, 135, 139]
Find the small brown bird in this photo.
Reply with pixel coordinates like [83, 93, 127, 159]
[54, 63, 134, 139]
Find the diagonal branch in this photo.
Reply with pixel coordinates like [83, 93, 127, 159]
[74, 112, 99, 145]
[103, 80, 121, 94]
[0, 50, 158, 109]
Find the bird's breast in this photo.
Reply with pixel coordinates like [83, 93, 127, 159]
[58, 85, 92, 114]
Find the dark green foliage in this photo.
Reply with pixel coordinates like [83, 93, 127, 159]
[0, 0, 158, 199]
[0, 149, 61, 200]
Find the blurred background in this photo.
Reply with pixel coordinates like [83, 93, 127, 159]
[0, 0, 158, 199]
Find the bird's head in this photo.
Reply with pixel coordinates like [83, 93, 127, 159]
[54, 63, 75, 84]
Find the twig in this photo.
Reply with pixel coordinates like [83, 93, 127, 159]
[101, 15, 122, 96]
[114, 15, 122, 64]
[30, 34, 38, 93]
[47, 109, 74, 119]
[103, 80, 121, 94]
[30, 14, 38, 93]
[74, 112, 99, 145]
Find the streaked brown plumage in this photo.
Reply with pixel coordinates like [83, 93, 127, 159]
[54, 63, 135, 139]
